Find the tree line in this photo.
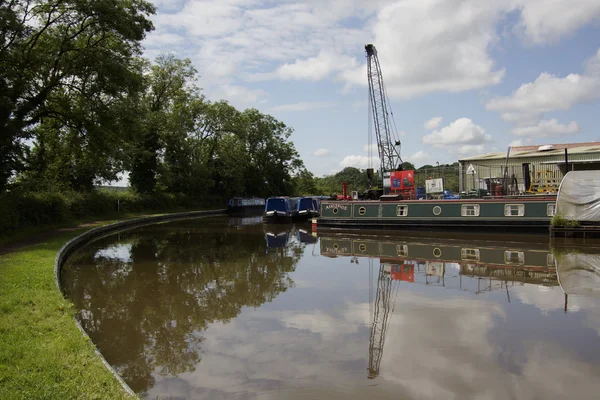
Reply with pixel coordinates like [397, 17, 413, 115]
[1, 1, 305, 200]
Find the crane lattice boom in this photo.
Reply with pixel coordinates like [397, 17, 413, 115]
[365, 44, 403, 177]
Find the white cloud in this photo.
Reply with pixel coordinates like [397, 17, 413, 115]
[405, 150, 431, 165]
[511, 119, 580, 138]
[509, 139, 532, 147]
[514, 0, 600, 45]
[254, 51, 358, 81]
[313, 148, 330, 157]
[267, 101, 335, 112]
[144, 32, 185, 47]
[146, 1, 600, 107]
[457, 144, 485, 156]
[210, 84, 268, 108]
[424, 117, 443, 130]
[340, 0, 507, 99]
[340, 155, 378, 169]
[486, 48, 600, 123]
[423, 118, 492, 146]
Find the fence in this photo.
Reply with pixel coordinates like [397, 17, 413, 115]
[460, 162, 564, 194]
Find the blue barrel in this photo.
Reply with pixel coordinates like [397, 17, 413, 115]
[416, 186, 426, 200]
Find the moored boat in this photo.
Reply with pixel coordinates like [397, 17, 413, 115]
[316, 196, 557, 233]
[293, 196, 320, 222]
[228, 197, 265, 216]
[263, 197, 297, 223]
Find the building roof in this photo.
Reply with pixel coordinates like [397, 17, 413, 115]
[460, 142, 600, 162]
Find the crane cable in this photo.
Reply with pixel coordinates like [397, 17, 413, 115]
[383, 82, 403, 164]
[368, 83, 374, 171]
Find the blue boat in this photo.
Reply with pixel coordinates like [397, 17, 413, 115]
[293, 197, 320, 221]
[263, 197, 298, 223]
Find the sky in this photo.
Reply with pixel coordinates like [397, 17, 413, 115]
[144, 0, 600, 177]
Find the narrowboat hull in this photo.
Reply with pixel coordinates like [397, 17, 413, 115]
[292, 210, 313, 222]
[263, 211, 293, 224]
[316, 198, 556, 233]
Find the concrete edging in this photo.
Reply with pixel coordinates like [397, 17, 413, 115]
[54, 209, 227, 397]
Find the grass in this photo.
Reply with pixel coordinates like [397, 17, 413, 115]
[0, 221, 136, 400]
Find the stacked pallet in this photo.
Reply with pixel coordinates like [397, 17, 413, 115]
[532, 169, 561, 193]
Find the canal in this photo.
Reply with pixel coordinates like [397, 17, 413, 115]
[61, 216, 600, 399]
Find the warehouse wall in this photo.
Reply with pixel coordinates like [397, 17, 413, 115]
[459, 151, 600, 194]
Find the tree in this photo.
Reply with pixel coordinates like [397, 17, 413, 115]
[129, 55, 197, 193]
[0, 0, 155, 192]
[401, 161, 416, 171]
[293, 168, 318, 196]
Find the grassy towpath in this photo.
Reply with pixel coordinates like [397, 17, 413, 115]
[0, 219, 136, 400]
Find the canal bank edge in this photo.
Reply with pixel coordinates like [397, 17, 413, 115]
[53, 209, 226, 397]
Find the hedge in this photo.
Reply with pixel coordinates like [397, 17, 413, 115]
[0, 188, 223, 237]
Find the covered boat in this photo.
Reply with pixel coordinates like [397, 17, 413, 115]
[263, 197, 297, 223]
[294, 197, 320, 221]
[556, 171, 600, 223]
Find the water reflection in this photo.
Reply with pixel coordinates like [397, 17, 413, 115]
[62, 219, 600, 399]
[62, 218, 303, 395]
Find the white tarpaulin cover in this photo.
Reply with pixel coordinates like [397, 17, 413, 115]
[556, 253, 600, 297]
[556, 171, 600, 221]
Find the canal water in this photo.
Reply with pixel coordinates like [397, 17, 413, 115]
[61, 216, 600, 399]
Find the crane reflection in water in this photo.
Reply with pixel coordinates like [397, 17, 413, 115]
[319, 233, 600, 380]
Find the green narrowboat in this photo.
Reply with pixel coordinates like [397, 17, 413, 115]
[316, 197, 557, 233]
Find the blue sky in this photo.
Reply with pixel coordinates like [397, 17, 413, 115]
[144, 0, 600, 177]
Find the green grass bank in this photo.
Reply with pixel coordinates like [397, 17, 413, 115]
[0, 208, 225, 399]
[0, 222, 135, 399]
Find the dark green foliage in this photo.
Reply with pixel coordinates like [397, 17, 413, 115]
[313, 167, 378, 196]
[0, 189, 216, 237]
[415, 163, 460, 192]
[551, 214, 581, 228]
[1, 4, 305, 231]
[0, 0, 156, 192]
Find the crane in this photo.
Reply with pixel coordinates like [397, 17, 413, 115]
[365, 44, 403, 192]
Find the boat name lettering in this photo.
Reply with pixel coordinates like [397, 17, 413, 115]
[325, 204, 348, 211]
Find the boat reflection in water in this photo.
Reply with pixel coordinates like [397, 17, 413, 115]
[320, 235, 559, 296]
[555, 245, 600, 311]
[319, 233, 600, 380]
[264, 224, 317, 250]
[228, 215, 263, 228]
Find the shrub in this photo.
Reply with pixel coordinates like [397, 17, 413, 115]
[551, 214, 581, 228]
[0, 187, 222, 238]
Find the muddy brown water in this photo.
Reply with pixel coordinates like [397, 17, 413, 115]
[61, 216, 600, 399]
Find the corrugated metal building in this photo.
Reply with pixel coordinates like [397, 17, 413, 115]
[458, 142, 600, 194]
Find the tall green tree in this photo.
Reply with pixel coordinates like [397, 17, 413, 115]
[237, 108, 303, 197]
[129, 55, 196, 193]
[0, 0, 155, 192]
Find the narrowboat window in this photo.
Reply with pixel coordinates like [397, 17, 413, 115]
[397, 245, 408, 257]
[547, 203, 556, 217]
[461, 204, 480, 217]
[396, 205, 409, 216]
[461, 248, 480, 261]
[358, 206, 367, 216]
[504, 204, 524, 217]
[504, 251, 525, 264]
